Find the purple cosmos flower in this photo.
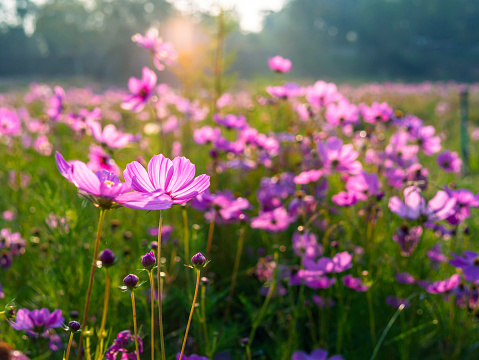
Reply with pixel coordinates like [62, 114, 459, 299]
[0, 108, 21, 136]
[426, 244, 448, 265]
[386, 296, 410, 309]
[411, 125, 441, 155]
[361, 102, 393, 123]
[312, 295, 335, 308]
[396, 272, 416, 285]
[450, 251, 479, 284]
[388, 186, 456, 222]
[342, 274, 369, 292]
[392, 225, 422, 257]
[191, 189, 250, 224]
[11, 308, 64, 336]
[56, 152, 172, 210]
[106, 330, 143, 360]
[47, 86, 65, 121]
[251, 207, 295, 232]
[268, 55, 292, 73]
[90, 122, 133, 149]
[292, 231, 322, 260]
[295, 271, 337, 290]
[302, 252, 352, 273]
[444, 187, 479, 225]
[292, 348, 344, 360]
[176, 354, 208, 360]
[437, 150, 462, 173]
[317, 137, 362, 175]
[213, 114, 248, 130]
[122, 67, 157, 113]
[425, 274, 460, 294]
[124, 154, 210, 205]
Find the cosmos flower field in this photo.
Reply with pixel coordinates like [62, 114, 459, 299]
[1, 30, 479, 360]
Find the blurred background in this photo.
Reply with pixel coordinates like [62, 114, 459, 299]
[0, 0, 478, 85]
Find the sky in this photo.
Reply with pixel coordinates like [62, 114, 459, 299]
[166, 0, 287, 32]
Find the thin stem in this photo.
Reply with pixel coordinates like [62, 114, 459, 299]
[149, 270, 155, 360]
[131, 292, 141, 360]
[157, 210, 166, 360]
[366, 289, 377, 348]
[179, 270, 201, 360]
[182, 207, 190, 261]
[206, 213, 216, 260]
[245, 252, 278, 359]
[65, 332, 74, 360]
[97, 268, 111, 359]
[200, 285, 210, 352]
[77, 208, 106, 360]
[220, 226, 245, 334]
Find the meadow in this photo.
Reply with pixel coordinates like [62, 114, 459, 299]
[1, 30, 479, 360]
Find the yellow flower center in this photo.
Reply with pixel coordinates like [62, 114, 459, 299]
[104, 180, 115, 188]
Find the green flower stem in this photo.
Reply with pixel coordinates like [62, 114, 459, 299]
[149, 269, 155, 360]
[77, 208, 106, 360]
[179, 269, 201, 360]
[96, 268, 111, 359]
[65, 332, 74, 360]
[131, 291, 141, 360]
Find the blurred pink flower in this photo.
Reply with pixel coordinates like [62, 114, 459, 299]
[122, 67, 157, 112]
[268, 55, 292, 73]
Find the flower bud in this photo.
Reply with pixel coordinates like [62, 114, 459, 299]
[141, 251, 156, 270]
[68, 321, 81, 332]
[99, 249, 116, 267]
[123, 274, 139, 290]
[191, 252, 207, 269]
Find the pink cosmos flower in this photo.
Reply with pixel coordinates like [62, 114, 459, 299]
[361, 102, 393, 123]
[294, 170, 322, 185]
[124, 154, 210, 205]
[216, 93, 232, 108]
[0, 108, 21, 136]
[472, 128, 479, 141]
[437, 150, 462, 173]
[325, 100, 359, 126]
[388, 186, 456, 222]
[268, 55, 292, 73]
[250, 207, 295, 232]
[213, 114, 248, 130]
[332, 191, 358, 207]
[132, 28, 162, 51]
[47, 86, 65, 121]
[317, 137, 362, 175]
[90, 122, 133, 149]
[193, 126, 222, 144]
[56, 152, 171, 210]
[153, 42, 177, 71]
[345, 172, 382, 201]
[306, 81, 342, 108]
[122, 67, 157, 113]
[33, 135, 52, 156]
[87, 145, 120, 175]
[425, 274, 460, 294]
